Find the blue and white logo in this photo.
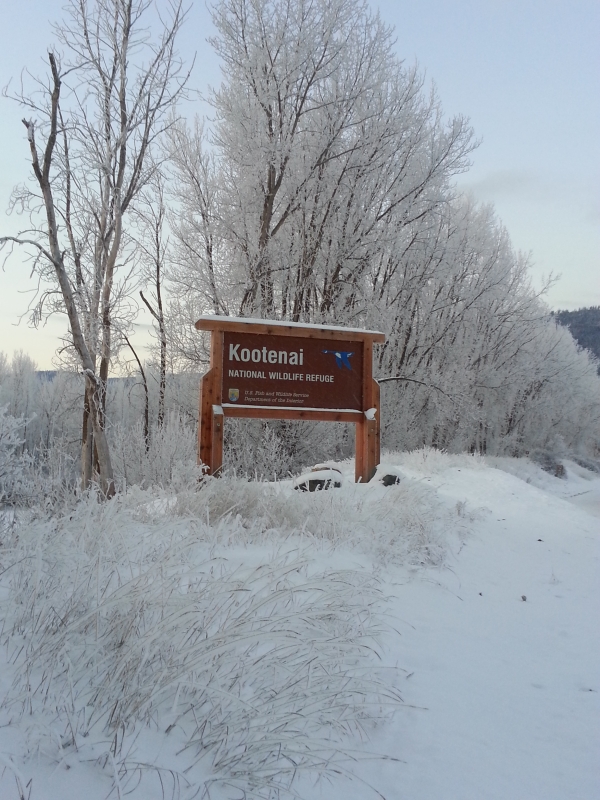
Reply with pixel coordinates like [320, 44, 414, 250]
[322, 350, 354, 370]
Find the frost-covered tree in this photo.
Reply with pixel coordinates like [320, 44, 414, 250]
[374, 197, 600, 455]
[1, 0, 189, 495]
[171, 0, 474, 326]
[166, 120, 227, 369]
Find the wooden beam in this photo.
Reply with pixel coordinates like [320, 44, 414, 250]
[223, 405, 361, 423]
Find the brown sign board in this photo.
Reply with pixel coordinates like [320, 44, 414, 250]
[195, 316, 385, 483]
[222, 331, 364, 411]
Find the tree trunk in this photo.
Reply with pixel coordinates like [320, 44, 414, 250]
[81, 383, 94, 489]
[87, 374, 115, 497]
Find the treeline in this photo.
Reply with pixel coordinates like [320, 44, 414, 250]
[1, 0, 600, 493]
[554, 308, 600, 366]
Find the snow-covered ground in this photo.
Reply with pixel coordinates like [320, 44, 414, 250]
[1, 451, 598, 799]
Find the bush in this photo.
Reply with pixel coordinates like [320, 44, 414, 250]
[0, 406, 31, 505]
[109, 411, 198, 490]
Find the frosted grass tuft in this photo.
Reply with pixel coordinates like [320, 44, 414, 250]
[1, 476, 456, 798]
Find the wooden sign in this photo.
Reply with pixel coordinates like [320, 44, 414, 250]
[195, 316, 385, 483]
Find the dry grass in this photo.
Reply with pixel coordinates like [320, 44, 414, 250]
[1, 478, 435, 798]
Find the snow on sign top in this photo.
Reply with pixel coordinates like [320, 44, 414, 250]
[195, 315, 385, 342]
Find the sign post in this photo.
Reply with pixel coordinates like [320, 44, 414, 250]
[195, 316, 385, 483]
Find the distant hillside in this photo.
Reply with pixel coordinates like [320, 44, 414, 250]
[554, 307, 600, 364]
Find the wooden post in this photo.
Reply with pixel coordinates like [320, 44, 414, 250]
[198, 368, 214, 471]
[198, 330, 224, 475]
[212, 404, 224, 475]
[210, 330, 224, 475]
[355, 418, 366, 483]
[373, 377, 381, 468]
[355, 339, 378, 483]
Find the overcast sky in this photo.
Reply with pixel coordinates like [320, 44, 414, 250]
[0, 0, 598, 369]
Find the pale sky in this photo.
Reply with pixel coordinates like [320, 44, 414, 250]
[0, 0, 598, 369]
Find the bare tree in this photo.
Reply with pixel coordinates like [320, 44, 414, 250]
[1, 0, 189, 495]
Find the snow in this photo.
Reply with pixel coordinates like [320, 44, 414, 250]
[368, 463, 599, 800]
[195, 314, 385, 336]
[292, 467, 343, 490]
[1, 452, 598, 799]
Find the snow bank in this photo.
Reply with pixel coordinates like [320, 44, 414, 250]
[2, 479, 436, 799]
[1, 450, 598, 799]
